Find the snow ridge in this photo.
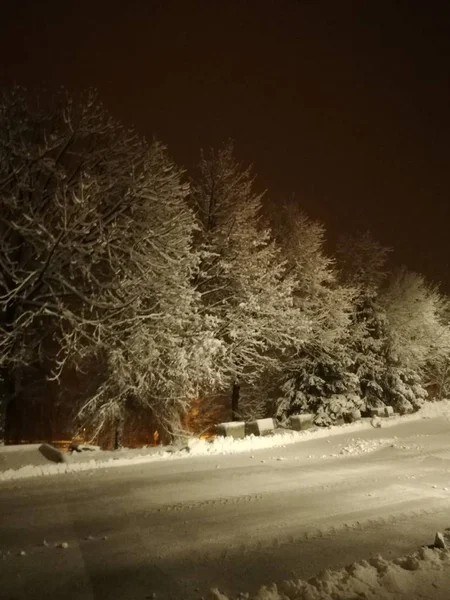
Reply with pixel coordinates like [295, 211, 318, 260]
[211, 545, 450, 600]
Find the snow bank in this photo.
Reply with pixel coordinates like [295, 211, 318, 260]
[0, 450, 173, 481]
[1, 400, 449, 482]
[415, 399, 450, 420]
[211, 545, 450, 600]
[188, 398, 450, 456]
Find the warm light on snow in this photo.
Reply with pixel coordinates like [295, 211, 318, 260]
[1, 400, 449, 481]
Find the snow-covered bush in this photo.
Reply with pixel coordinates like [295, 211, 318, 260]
[277, 353, 362, 425]
[385, 368, 427, 414]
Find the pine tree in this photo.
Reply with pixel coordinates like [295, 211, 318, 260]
[271, 207, 358, 425]
[190, 143, 305, 420]
[336, 232, 392, 412]
[380, 268, 450, 413]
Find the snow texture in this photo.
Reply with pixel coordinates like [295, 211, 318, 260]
[210, 546, 450, 599]
[1, 400, 449, 482]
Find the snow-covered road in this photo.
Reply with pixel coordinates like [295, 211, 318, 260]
[1, 416, 450, 600]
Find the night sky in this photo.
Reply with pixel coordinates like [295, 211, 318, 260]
[1, 1, 450, 288]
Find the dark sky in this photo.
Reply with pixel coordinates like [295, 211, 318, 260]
[1, 1, 450, 288]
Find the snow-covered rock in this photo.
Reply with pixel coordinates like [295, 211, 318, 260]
[289, 413, 314, 431]
[215, 422, 246, 439]
[245, 418, 276, 436]
[369, 407, 386, 418]
[39, 443, 68, 464]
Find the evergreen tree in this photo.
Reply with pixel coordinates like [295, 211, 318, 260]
[336, 232, 391, 411]
[191, 143, 305, 420]
[272, 207, 358, 425]
[380, 268, 450, 413]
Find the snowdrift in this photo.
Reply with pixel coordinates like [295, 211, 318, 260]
[211, 544, 450, 600]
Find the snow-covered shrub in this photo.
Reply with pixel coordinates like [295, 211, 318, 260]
[314, 393, 365, 426]
[385, 368, 427, 414]
[276, 352, 362, 425]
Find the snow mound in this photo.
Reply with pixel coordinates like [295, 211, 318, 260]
[417, 399, 450, 421]
[0, 451, 171, 481]
[211, 546, 450, 599]
[338, 438, 396, 455]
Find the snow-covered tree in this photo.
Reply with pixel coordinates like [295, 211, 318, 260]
[0, 87, 144, 441]
[335, 232, 392, 410]
[271, 206, 358, 424]
[0, 87, 221, 444]
[190, 143, 306, 420]
[76, 142, 225, 444]
[380, 268, 450, 413]
[336, 231, 391, 293]
[336, 234, 450, 415]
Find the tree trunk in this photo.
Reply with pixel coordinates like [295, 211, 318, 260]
[231, 381, 240, 421]
[114, 416, 124, 450]
[1, 368, 22, 445]
[5, 397, 21, 444]
[440, 359, 450, 400]
[166, 411, 184, 445]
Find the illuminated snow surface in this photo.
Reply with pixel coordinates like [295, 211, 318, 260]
[1, 401, 450, 600]
[1, 400, 450, 481]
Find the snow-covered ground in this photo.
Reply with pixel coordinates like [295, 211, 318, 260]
[1, 401, 450, 599]
[211, 543, 450, 599]
[2, 400, 450, 482]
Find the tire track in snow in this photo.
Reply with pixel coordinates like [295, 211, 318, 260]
[152, 492, 264, 512]
[193, 501, 450, 562]
[147, 472, 409, 514]
[148, 460, 448, 515]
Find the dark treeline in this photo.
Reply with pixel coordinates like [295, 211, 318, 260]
[1, 88, 449, 448]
